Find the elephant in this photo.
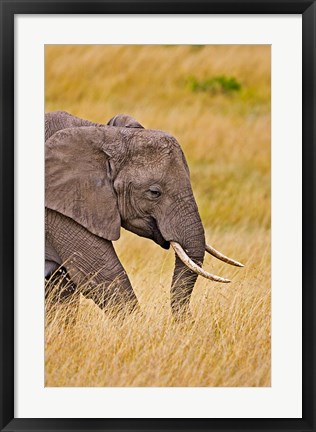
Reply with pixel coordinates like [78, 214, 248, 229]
[45, 113, 243, 318]
[45, 110, 144, 141]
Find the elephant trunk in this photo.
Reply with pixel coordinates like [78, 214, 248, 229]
[170, 218, 206, 316]
[158, 193, 207, 316]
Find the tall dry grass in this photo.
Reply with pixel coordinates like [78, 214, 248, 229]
[45, 45, 270, 387]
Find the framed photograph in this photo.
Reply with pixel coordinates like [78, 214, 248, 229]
[1, 1, 315, 431]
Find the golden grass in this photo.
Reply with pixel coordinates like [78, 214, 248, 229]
[45, 45, 270, 387]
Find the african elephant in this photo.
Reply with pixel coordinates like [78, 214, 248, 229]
[45, 110, 144, 142]
[45, 115, 243, 317]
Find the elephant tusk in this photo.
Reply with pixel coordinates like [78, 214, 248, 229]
[170, 241, 231, 283]
[205, 243, 244, 267]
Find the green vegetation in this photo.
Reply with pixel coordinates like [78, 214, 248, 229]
[187, 75, 242, 94]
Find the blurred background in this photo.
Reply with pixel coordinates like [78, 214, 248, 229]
[45, 45, 271, 387]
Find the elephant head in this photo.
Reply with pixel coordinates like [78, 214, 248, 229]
[45, 125, 243, 316]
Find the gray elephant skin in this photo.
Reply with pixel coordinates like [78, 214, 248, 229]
[45, 111, 243, 317]
[45, 110, 144, 141]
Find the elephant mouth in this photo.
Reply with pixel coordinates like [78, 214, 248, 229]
[121, 217, 170, 249]
[156, 236, 170, 250]
[150, 218, 170, 249]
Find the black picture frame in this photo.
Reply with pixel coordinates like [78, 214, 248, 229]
[1, 1, 315, 431]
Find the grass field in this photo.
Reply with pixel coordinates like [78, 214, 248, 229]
[45, 45, 271, 387]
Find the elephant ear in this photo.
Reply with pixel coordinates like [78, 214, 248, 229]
[107, 114, 144, 129]
[45, 126, 121, 241]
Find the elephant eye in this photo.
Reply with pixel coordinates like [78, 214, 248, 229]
[147, 186, 161, 199]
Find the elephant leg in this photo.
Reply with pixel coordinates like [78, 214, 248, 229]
[45, 240, 62, 277]
[69, 249, 139, 314]
[45, 266, 76, 302]
[45, 240, 79, 324]
[45, 260, 59, 278]
[46, 209, 139, 314]
[45, 266, 80, 327]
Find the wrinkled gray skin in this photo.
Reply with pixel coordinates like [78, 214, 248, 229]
[45, 110, 143, 141]
[45, 111, 205, 317]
